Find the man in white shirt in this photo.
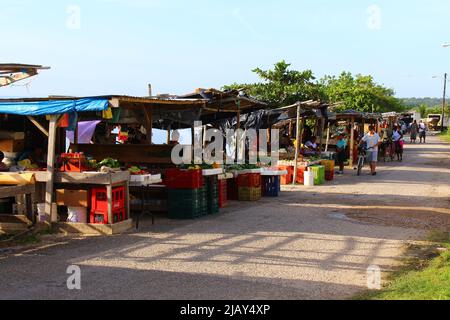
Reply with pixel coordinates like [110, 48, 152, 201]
[418, 121, 427, 144]
[305, 137, 319, 154]
[360, 126, 382, 176]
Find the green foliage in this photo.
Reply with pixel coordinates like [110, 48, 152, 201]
[321, 72, 405, 113]
[402, 97, 443, 108]
[223, 60, 325, 108]
[224, 60, 405, 113]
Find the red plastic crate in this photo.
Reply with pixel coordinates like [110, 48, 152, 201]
[237, 173, 261, 188]
[227, 178, 239, 201]
[278, 166, 294, 185]
[165, 169, 204, 189]
[218, 179, 228, 208]
[91, 186, 125, 214]
[90, 208, 126, 225]
[296, 167, 307, 184]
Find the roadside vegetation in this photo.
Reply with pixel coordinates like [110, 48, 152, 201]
[357, 231, 450, 300]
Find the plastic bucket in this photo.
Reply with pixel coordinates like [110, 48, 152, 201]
[67, 207, 87, 224]
[304, 170, 315, 186]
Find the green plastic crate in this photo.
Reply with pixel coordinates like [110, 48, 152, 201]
[206, 176, 220, 214]
[168, 188, 207, 219]
[310, 165, 325, 185]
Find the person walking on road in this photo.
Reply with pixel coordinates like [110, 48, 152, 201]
[410, 120, 418, 144]
[360, 126, 382, 176]
[419, 121, 427, 144]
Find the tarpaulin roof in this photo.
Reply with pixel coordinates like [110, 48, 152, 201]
[0, 97, 109, 116]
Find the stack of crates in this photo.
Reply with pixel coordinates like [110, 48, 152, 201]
[227, 178, 239, 201]
[90, 186, 126, 224]
[218, 179, 228, 208]
[278, 166, 294, 185]
[237, 173, 262, 201]
[165, 169, 207, 219]
[310, 165, 325, 186]
[321, 160, 335, 181]
[205, 176, 220, 215]
[262, 176, 280, 197]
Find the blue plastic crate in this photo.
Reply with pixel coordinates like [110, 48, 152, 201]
[262, 176, 280, 197]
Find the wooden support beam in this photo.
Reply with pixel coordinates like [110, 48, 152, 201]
[349, 117, 355, 168]
[293, 105, 302, 185]
[143, 108, 153, 144]
[45, 115, 59, 224]
[27, 116, 49, 137]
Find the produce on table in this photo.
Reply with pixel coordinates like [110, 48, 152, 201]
[97, 158, 121, 169]
[128, 166, 149, 175]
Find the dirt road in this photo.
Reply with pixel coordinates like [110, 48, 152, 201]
[0, 136, 449, 300]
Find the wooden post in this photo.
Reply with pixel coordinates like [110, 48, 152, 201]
[319, 117, 325, 156]
[349, 117, 355, 168]
[45, 115, 59, 223]
[293, 104, 301, 185]
[143, 108, 153, 144]
[325, 123, 331, 153]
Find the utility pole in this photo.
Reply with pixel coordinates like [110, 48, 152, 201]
[442, 73, 447, 132]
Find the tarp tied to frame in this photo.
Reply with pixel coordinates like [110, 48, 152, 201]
[0, 98, 109, 116]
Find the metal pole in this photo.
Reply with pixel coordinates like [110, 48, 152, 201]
[293, 104, 301, 185]
[442, 73, 447, 132]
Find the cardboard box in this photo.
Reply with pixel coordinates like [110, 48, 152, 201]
[0, 139, 25, 153]
[56, 190, 89, 208]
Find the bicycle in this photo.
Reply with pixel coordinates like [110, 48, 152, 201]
[357, 145, 375, 176]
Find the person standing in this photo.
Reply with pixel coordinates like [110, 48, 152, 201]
[410, 120, 418, 144]
[360, 126, 382, 176]
[419, 121, 427, 144]
[336, 133, 348, 175]
[392, 127, 404, 162]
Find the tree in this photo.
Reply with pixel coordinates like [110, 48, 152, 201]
[321, 72, 405, 113]
[223, 60, 324, 108]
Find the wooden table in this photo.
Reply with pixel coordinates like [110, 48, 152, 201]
[34, 171, 131, 226]
[0, 184, 35, 224]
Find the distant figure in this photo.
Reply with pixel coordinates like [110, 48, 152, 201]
[170, 130, 181, 145]
[410, 120, 418, 144]
[392, 127, 404, 162]
[305, 137, 319, 153]
[335, 133, 348, 175]
[0, 151, 9, 172]
[419, 121, 427, 144]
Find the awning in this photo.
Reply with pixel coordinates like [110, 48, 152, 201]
[0, 98, 109, 116]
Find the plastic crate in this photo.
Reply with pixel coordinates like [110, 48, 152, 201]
[227, 178, 239, 201]
[168, 188, 207, 219]
[296, 166, 307, 184]
[262, 176, 280, 197]
[90, 208, 126, 225]
[238, 187, 262, 201]
[310, 165, 325, 185]
[165, 168, 204, 189]
[206, 176, 220, 214]
[91, 186, 125, 214]
[237, 173, 262, 188]
[218, 180, 228, 208]
[325, 170, 334, 181]
[320, 160, 335, 172]
[278, 166, 294, 185]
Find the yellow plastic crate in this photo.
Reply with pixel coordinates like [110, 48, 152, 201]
[238, 187, 262, 201]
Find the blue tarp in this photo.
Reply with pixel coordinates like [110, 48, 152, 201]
[0, 98, 109, 116]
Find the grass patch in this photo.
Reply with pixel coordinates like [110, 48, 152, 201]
[439, 131, 450, 143]
[356, 231, 450, 300]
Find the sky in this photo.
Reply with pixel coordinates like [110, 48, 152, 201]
[1, 0, 450, 99]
